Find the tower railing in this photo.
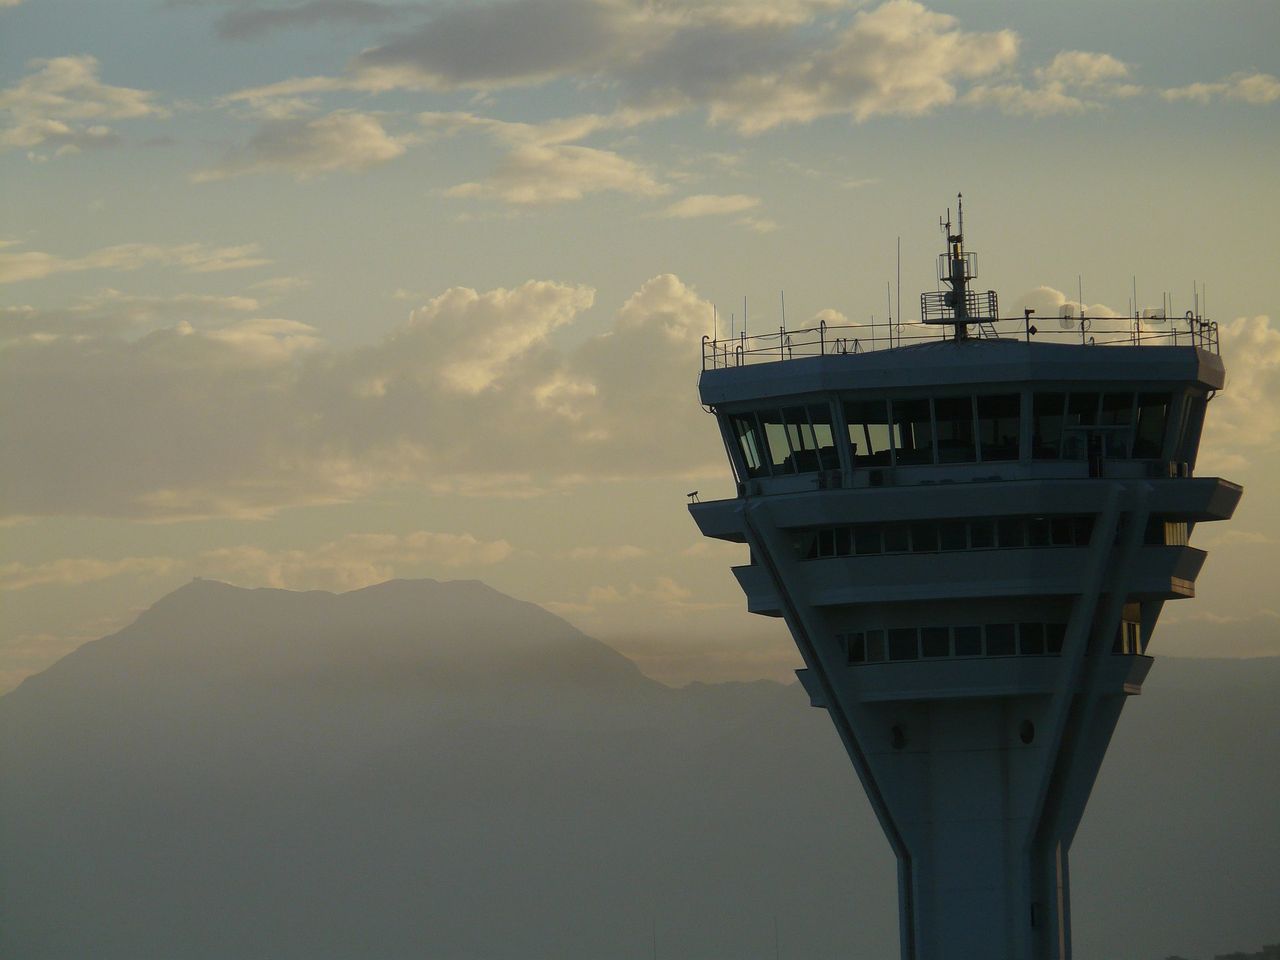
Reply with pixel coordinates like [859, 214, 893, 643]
[701, 312, 1219, 370]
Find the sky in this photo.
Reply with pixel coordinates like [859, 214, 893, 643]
[2, 0, 1279, 693]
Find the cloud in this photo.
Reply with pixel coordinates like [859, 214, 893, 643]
[0, 55, 166, 153]
[1197, 315, 1280, 473]
[423, 108, 670, 205]
[446, 141, 666, 204]
[0, 241, 270, 284]
[964, 50, 1141, 116]
[193, 110, 408, 181]
[0, 274, 725, 520]
[214, 0, 404, 41]
[0, 556, 180, 591]
[1162, 71, 1280, 105]
[228, 1, 1018, 134]
[1, 289, 260, 340]
[660, 194, 760, 218]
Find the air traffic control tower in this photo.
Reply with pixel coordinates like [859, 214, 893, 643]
[689, 199, 1241, 959]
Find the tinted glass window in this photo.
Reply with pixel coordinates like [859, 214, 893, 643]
[847, 632, 866, 664]
[844, 399, 894, 467]
[985, 623, 1016, 656]
[854, 525, 882, 555]
[969, 520, 995, 549]
[997, 519, 1024, 548]
[1033, 393, 1066, 459]
[1019, 622, 1045, 655]
[883, 524, 910, 553]
[934, 396, 977, 463]
[954, 626, 982, 656]
[911, 522, 938, 552]
[888, 628, 919, 661]
[758, 410, 792, 472]
[1026, 517, 1052, 547]
[893, 398, 934, 465]
[1045, 623, 1066, 655]
[730, 414, 769, 478]
[1133, 392, 1171, 458]
[865, 629, 886, 662]
[977, 394, 1020, 461]
[939, 521, 967, 551]
[782, 406, 821, 473]
[921, 627, 950, 657]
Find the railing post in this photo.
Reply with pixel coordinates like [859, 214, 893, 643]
[820, 319, 826, 356]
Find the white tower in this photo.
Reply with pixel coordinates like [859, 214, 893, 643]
[689, 200, 1240, 959]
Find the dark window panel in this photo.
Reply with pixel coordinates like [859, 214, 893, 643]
[1045, 623, 1066, 655]
[847, 632, 866, 664]
[954, 626, 983, 656]
[1019, 622, 1046, 655]
[854, 525, 882, 555]
[921, 627, 950, 657]
[986, 623, 1016, 656]
[893, 398, 934, 465]
[935, 395, 978, 463]
[969, 520, 995, 549]
[1134, 392, 1171, 459]
[866, 629, 886, 662]
[888, 628, 919, 661]
[997, 519, 1024, 548]
[977, 393, 1020, 461]
[844, 399, 895, 467]
[1033, 393, 1066, 460]
[883, 524, 910, 553]
[910, 522, 939, 552]
[1027, 517, 1052, 547]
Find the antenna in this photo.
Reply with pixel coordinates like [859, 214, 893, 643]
[1132, 275, 1138, 319]
[781, 290, 786, 331]
[743, 296, 748, 336]
[1077, 274, 1084, 315]
[712, 303, 717, 340]
[896, 235, 902, 349]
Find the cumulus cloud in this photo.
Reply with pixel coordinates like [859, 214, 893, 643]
[964, 50, 1141, 116]
[0, 274, 723, 520]
[1198, 315, 1280, 473]
[0, 240, 270, 284]
[446, 141, 666, 204]
[659, 194, 760, 218]
[193, 110, 408, 181]
[0, 55, 165, 153]
[421, 108, 670, 205]
[1162, 71, 1280, 105]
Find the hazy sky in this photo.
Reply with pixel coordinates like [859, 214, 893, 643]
[3, 0, 1278, 692]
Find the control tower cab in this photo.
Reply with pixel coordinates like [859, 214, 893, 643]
[688, 199, 1241, 960]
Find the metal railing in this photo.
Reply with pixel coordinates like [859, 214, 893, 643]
[701, 312, 1219, 371]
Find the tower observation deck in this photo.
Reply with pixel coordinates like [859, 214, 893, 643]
[688, 199, 1241, 959]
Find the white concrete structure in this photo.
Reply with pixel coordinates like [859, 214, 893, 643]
[689, 203, 1241, 959]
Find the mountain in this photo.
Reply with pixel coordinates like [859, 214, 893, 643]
[2, 579, 1276, 960]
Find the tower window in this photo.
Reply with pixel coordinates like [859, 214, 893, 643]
[977, 393, 1020, 461]
[985, 623, 1016, 656]
[1133, 392, 1171, 459]
[892, 398, 934, 465]
[934, 396, 977, 463]
[844, 399, 895, 467]
[1032, 393, 1066, 459]
[888, 628, 919, 661]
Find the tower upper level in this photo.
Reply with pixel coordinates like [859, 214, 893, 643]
[697, 200, 1223, 499]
